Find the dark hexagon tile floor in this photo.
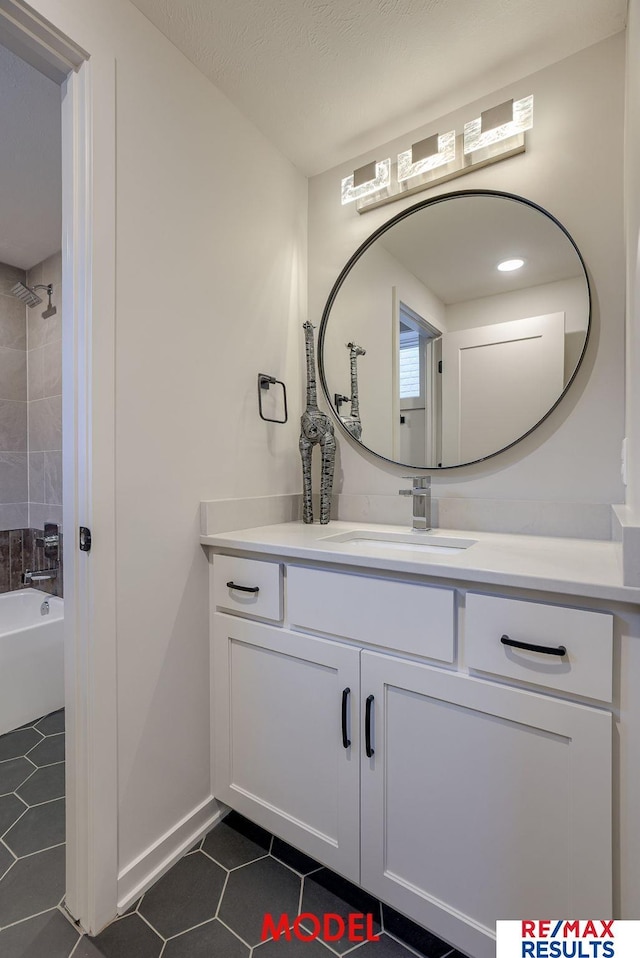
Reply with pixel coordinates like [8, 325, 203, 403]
[219, 856, 303, 946]
[138, 850, 227, 939]
[0, 711, 462, 958]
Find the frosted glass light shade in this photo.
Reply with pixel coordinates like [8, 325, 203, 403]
[463, 95, 533, 155]
[397, 131, 456, 182]
[341, 159, 391, 205]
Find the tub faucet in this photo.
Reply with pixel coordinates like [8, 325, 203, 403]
[22, 568, 58, 584]
[399, 476, 432, 531]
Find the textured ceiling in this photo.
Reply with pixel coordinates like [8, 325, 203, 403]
[0, 43, 61, 270]
[129, 0, 626, 175]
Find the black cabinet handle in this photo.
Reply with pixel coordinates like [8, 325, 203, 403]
[501, 634, 566, 657]
[341, 688, 351, 749]
[365, 694, 375, 758]
[226, 581, 260, 594]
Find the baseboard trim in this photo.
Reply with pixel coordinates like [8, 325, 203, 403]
[116, 796, 223, 912]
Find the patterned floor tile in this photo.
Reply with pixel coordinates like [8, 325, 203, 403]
[219, 857, 301, 946]
[0, 729, 42, 764]
[35, 711, 65, 737]
[0, 843, 15, 881]
[0, 844, 65, 928]
[0, 758, 35, 796]
[356, 933, 430, 956]
[254, 934, 335, 956]
[301, 869, 381, 955]
[27, 734, 65, 767]
[202, 818, 270, 869]
[138, 850, 226, 939]
[3, 797, 65, 856]
[16, 763, 65, 805]
[382, 905, 455, 958]
[163, 918, 250, 957]
[73, 914, 162, 958]
[0, 907, 79, 958]
[0, 795, 27, 838]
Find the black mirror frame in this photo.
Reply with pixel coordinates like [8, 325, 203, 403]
[317, 188, 591, 470]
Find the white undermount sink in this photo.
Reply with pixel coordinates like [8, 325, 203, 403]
[320, 530, 477, 555]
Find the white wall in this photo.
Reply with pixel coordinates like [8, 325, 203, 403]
[309, 34, 625, 508]
[322, 242, 444, 458]
[625, 0, 640, 516]
[32, 0, 306, 898]
[445, 277, 587, 383]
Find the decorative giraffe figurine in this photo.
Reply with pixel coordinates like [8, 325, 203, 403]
[299, 321, 336, 524]
[342, 341, 366, 440]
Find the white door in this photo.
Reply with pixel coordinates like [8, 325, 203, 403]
[360, 651, 611, 958]
[212, 614, 361, 880]
[441, 312, 565, 463]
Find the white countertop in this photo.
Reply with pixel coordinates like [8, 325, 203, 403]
[200, 520, 640, 605]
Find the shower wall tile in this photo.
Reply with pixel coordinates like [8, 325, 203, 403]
[42, 340, 62, 397]
[27, 345, 44, 401]
[28, 451, 45, 504]
[28, 396, 62, 452]
[44, 451, 62, 505]
[0, 505, 28, 533]
[0, 526, 63, 595]
[26, 300, 61, 349]
[0, 453, 28, 503]
[0, 294, 27, 350]
[21, 256, 63, 593]
[0, 263, 25, 296]
[0, 400, 27, 451]
[0, 347, 27, 401]
[0, 531, 9, 592]
[9, 529, 24, 589]
[29, 503, 62, 531]
[27, 526, 63, 597]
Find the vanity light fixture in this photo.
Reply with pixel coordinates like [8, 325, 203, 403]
[397, 131, 456, 182]
[463, 95, 533, 155]
[341, 158, 391, 205]
[347, 95, 533, 213]
[497, 258, 525, 272]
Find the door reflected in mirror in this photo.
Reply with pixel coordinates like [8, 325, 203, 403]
[319, 190, 590, 469]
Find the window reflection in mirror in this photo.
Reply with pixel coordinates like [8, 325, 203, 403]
[395, 302, 442, 466]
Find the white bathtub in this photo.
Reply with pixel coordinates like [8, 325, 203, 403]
[0, 589, 64, 737]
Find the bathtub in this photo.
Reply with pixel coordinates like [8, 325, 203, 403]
[0, 589, 64, 737]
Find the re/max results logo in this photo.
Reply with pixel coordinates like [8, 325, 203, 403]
[497, 921, 640, 958]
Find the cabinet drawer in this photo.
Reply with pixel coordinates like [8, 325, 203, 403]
[465, 593, 613, 701]
[287, 565, 455, 662]
[213, 555, 282, 622]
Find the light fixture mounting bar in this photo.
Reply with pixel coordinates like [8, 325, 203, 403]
[356, 132, 525, 214]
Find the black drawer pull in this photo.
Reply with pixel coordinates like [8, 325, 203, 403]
[501, 634, 566, 657]
[341, 688, 351, 749]
[226, 581, 260, 594]
[365, 694, 375, 758]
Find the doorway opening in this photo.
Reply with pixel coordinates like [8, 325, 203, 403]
[0, 0, 118, 937]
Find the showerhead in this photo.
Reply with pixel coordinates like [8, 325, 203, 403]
[9, 282, 56, 318]
[10, 282, 42, 308]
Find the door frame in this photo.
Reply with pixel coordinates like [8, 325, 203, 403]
[0, 0, 118, 934]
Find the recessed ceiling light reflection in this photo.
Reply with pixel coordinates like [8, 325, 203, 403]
[497, 258, 525, 272]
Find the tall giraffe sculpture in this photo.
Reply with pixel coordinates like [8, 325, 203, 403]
[299, 321, 336, 524]
[341, 341, 366, 441]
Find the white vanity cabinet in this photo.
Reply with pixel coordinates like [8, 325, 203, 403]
[209, 553, 613, 958]
[359, 651, 611, 958]
[212, 612, 361, 880]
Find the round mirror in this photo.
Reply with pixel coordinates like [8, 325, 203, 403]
[318, 190, 590, 469]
